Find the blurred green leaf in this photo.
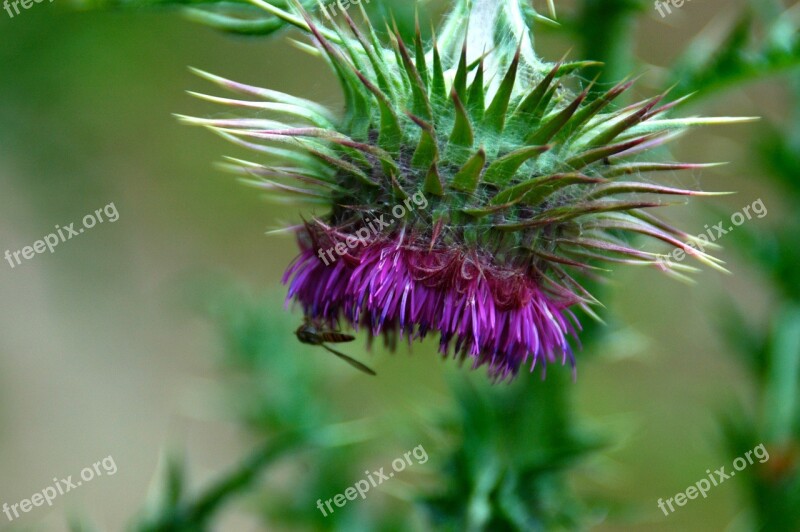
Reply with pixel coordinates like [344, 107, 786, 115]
[134, 433, 304, 531]
[669, 7, 800, 101]
[74, 0, 318, 36]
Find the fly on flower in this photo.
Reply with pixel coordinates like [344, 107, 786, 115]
[180, 0, 754, 381]
[295, 318, 377, 376]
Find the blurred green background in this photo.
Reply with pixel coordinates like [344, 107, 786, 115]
[0, 0, 795, 530]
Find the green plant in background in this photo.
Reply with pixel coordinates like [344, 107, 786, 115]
[642, 1, 800, 528]
[709, 6, 800, 529]
[60, 0, 800, 530]
[420, 375, 606, 530]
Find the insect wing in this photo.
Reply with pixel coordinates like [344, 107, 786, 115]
[319, 331, 355, 343]
[322, 344, 377, 376]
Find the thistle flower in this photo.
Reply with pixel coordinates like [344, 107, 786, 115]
[180, 0, 746, 380]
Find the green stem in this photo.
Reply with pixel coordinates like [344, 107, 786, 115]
[576, 0, 641, 99]
[763, 305, 800, 444]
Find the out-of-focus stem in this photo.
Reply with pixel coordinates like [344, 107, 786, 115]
[576, 0, 640, 99]
[763, 306, 800, 445]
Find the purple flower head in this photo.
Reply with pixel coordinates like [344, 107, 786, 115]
[284, 222, 581, 381]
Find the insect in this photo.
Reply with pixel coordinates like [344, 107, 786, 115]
[295, 319, 377, 376]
